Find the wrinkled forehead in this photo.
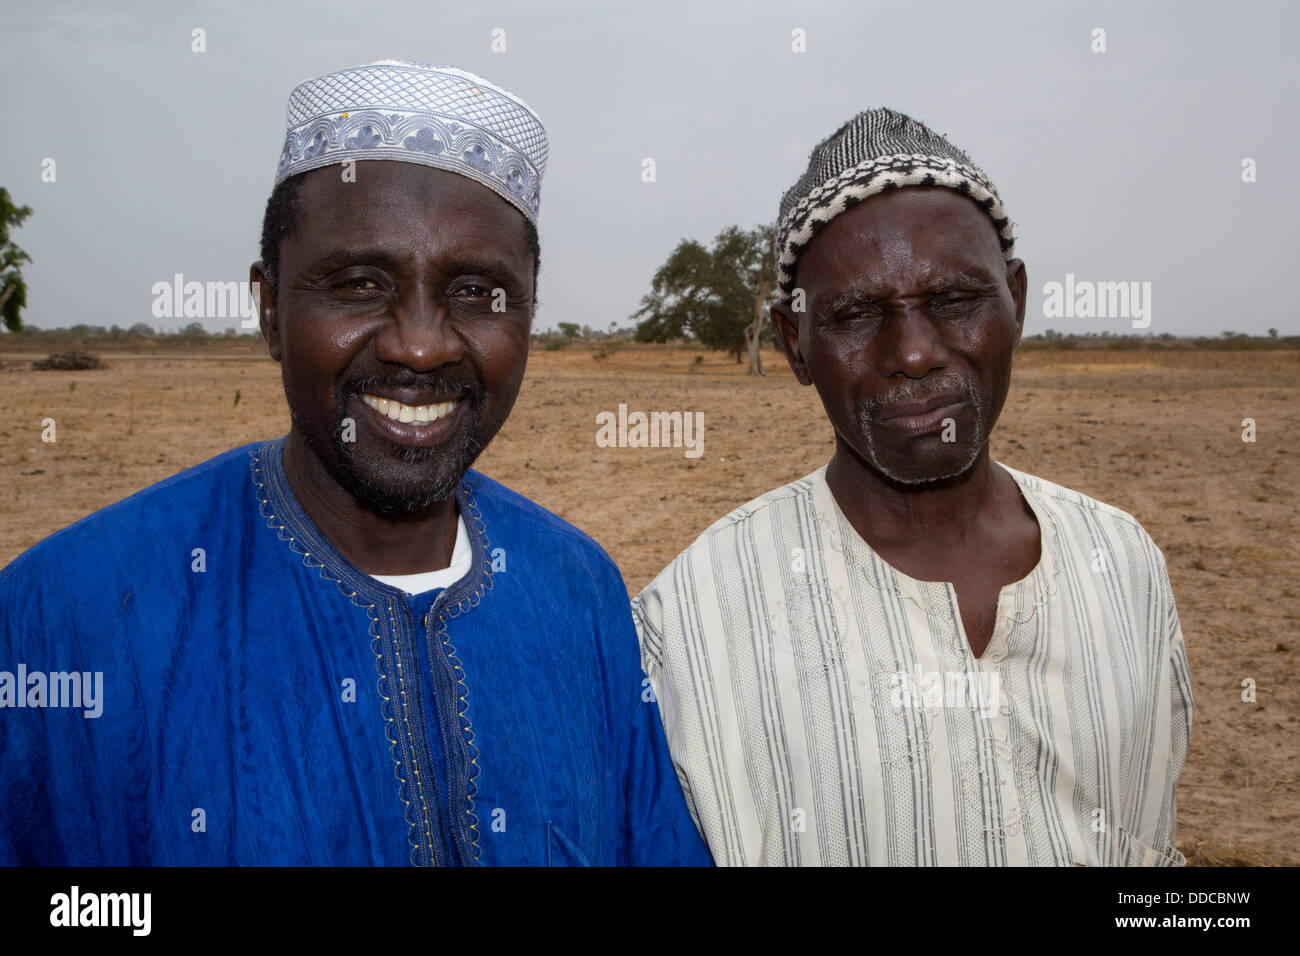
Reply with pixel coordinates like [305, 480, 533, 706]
[797, 188, 1007, 294]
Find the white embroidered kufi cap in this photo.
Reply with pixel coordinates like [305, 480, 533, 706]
[274, 60, 548, 225]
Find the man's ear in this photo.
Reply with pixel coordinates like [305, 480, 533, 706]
[250, 261, 281, 362]
[1006, 258, 1027, 349]
[771, 297, 812, 386]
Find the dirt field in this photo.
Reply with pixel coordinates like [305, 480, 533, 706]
[1, 342, 1296, 866]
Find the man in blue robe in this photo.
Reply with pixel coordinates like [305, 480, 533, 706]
[0, 61, 712, 867]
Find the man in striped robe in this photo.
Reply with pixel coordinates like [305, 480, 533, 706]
[633, 108, 1193, 866]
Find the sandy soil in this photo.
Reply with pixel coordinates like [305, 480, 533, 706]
[1, 343, 1296, 865]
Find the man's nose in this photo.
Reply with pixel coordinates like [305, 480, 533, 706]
[373, 290, 464, 372]
[880, 303, 947, 379]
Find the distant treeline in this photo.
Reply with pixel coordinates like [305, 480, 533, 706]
[1, 322, 260, 348]
[3, 324, 1296, 352]
[2, 322, 640, 350]
[1019, 329, 1298, 350]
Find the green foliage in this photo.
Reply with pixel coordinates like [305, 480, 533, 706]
[543, 333, 568, 351]
[558, 321, 581, 340]
[633, 224, 777, 362]
[0, 187, 34, 332]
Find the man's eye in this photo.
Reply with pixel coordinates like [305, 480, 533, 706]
[835, 304, 880, 322]
[456, 284, 491, 298]
[932, 294, 977, 312]
[334, 277, 380, 294]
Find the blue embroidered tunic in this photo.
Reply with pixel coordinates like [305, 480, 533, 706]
[0, 438, 712, 866]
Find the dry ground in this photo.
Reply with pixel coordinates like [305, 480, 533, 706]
[1, 343, 1296, 865]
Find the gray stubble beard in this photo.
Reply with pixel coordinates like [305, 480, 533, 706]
[856, 371, 986, 486]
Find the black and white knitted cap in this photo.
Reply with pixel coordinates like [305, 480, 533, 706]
[776, 108, 1015, 304]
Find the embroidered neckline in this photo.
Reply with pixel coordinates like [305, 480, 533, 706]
[247, 436, 490, 865]
[422, 486, 492, 865]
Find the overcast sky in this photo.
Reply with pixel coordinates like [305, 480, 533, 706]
[1, 0, 1295, 337]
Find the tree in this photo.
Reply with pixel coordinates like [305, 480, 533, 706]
[632, 238, 717, 343]
[0, 187, 34, 332]
[633, 223, 777, 375]
[1268, 328, 1278, 339]
[557, 321, 581, 340]
[712, 225, 777, 377]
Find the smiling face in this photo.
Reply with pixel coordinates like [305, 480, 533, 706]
[771, 187, 1027, 486]
[256, 161, 535, 514]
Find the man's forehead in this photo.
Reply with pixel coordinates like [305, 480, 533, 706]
[819, 264, 1001, 302]
[292, 163, 531, 254]
[300, 162, 515, 212]
[802, 190, 1005, 293]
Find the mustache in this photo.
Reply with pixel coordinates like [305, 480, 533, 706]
[343, 371, 479, 401]
[860, 371, 977, 415]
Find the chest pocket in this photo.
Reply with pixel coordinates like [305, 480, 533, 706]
[1112, 826, 1186, 867]
[1076, 825, 1186, 867]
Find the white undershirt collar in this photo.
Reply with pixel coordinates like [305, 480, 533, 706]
[369, 515, 472, 595]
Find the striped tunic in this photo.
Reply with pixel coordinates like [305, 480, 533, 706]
[632, 464, 1194, 866]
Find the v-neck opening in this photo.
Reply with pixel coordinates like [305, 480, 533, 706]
[813, 461, 1059, 659]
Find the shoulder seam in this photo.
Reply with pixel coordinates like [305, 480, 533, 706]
[1003, 463, 1152, 536]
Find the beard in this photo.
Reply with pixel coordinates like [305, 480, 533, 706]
[855, 370, 986, 486]
[294, 371, 492, 516]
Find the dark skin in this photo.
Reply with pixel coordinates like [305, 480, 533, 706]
[251, 162, 535, 575]
[771, 188, 1039, 658]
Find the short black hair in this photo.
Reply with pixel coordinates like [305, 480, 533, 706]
[258, 172, 541, 305]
